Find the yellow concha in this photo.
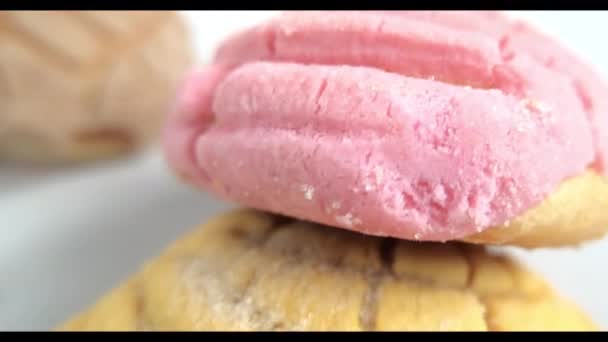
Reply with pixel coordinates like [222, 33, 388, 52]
[59, 209, 598, 331]
[0, 11, 194, 162]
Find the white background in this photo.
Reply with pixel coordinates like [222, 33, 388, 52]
[1, 11, 608, 331]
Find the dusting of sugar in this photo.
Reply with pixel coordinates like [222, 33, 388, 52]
[182, 260, 284, 330]
[522, 98, 552, 114]
[414, 233, 421, 240]
[335, 213, 361, 227]
[535, 101, 552, 113]
[507, 182, 517, 195]
[364, 183, 376, 192]
[300, 184, 315, 200]
[432, 184, 447, 205]
[325, 201, 342, 214]
[516, 116, 534, 132]
[331, 201, 342, 210]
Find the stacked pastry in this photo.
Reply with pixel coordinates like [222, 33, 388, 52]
[61, 11, 608, 331]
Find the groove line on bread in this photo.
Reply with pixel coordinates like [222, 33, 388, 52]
[359, 273, 382, 331]
[83, 12, 176, 78]
[134, 278, 155, 331]
[0, 12, 75, 72]
[456, 244, 493, 331]
[358, 238, 397, 330]
[68, 11, 145, 46]
[455, 244, 566, 331]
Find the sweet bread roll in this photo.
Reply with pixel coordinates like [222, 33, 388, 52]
[163, 11, 608, 248]
[0, 11, 193, 162]
[59, 209, 597, 331]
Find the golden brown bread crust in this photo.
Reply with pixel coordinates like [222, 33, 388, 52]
[0, 11, 194, 162]
[464, 170, 608, 248]
[59, 209, 597, 331]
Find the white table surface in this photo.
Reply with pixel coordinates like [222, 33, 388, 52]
[1, 11, 607, 331]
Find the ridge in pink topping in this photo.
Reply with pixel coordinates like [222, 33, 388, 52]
[163, 65, 229, 184]
[163, 11, 604, 242]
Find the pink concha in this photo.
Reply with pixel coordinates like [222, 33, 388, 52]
[164, 11, 607, 242]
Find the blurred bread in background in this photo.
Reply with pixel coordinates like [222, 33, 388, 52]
[0, 11, 194, 163]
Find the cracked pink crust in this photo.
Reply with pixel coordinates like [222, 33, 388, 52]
[163, 11, 606, 241]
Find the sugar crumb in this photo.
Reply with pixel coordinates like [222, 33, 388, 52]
[432, 184, 447, 205]
[300, 184, 315, 200]
[325, 201, 342, 214]
[522, 98, 552, 113]
[335, 213, 361, 227]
